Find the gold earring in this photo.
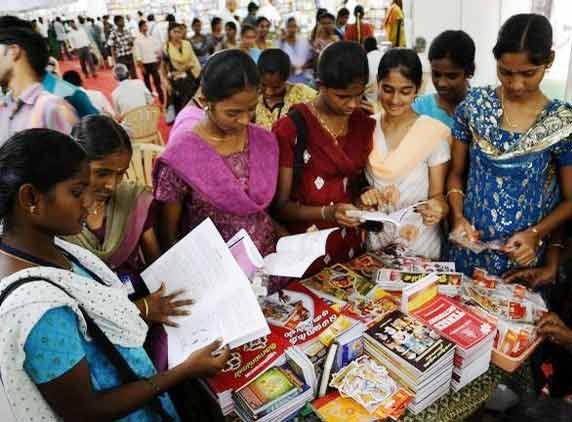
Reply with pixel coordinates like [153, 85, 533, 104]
[30, 206, 36, 214]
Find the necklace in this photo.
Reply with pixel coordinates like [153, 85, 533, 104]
[309, 101, 347, 144]
[500, 89, 519, 129]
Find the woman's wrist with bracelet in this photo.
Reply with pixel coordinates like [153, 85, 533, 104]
[320, 205, 335, 221]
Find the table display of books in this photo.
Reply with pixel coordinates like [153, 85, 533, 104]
[364, 311, 456, 414]
[193, 243, 542, 421]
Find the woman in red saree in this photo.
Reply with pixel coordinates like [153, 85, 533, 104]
[66, 116, 192, 372]
[273, 41, 375, 274]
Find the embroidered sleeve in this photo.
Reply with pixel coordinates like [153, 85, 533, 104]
[153, 165, 190, 203]
[24, 307, 85, 384]
[452, 98, 471, 144]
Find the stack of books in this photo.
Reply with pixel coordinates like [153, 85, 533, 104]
[202, 329, 289, 415]
[401, 274, 496, 391]
[233, 364, 314, 422]
[411, 294, 496, 391]
[364, 311, 456, 414]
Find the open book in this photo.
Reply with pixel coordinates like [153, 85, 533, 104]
[229, 228, 338, 279]
[142, 218, 270, 368]
[346, 202, 426, 227]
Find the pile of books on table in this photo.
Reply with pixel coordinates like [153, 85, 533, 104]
[364, 311, 456, 414]
[411, 291, 496, 391]
[233, 363, 314, 422]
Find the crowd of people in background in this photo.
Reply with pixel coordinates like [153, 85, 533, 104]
[4, 2, 572, 421]
[18, 0, 406, 124]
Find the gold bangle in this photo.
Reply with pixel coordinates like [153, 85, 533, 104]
[529, 227, 543, 247]
[446, 188, 465, 198]
[142, 297, 149, 319]
[550, 242, 565, 249]
[320, 206, 327, 220]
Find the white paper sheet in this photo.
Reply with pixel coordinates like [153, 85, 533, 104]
[263, 228, 337, 277]
[142, 218, 270, 368]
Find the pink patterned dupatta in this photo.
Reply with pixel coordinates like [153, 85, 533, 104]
[155, 122, 279, 216]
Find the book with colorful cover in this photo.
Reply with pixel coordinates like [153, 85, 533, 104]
[267, 282, 341, 348]
[375, 269, 463, 292]
[365, 311, 455, 374]
[234, 364, 304, 414]
[206, 328, 290, 397]
[412, 295, 495, 351]
[344, 254, 384, 280]
[302, 264, 376, 304]
[340, 286, 399, 328]
[312, 391, 378, 422]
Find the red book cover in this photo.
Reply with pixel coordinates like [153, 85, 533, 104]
[207, 328, 290, 394]
[412, 295, 495, 351]
[208, 282, 340, 394]
[264, 281, 340, 347]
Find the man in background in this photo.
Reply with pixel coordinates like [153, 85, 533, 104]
[53, 17, 71, 60]
[62, 70, 115, 118]
[0, 16, 78, 145]
[108, 15, 137, 79]
[111, 63, 153, 116]
[67, 20, 97, 79]
[134, 20, 164, 104]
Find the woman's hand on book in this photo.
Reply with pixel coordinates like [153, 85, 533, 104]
[416, 198, 448, 226]
[183, 339, 231, 378]
[144, 282, 193, 327]
[333, 203, 361, 227]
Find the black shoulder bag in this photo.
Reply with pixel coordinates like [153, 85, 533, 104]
[0, 277, 173, 421]
[287, 108, 308, 196]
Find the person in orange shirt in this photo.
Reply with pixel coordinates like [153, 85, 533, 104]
[344, 6, 374, 45]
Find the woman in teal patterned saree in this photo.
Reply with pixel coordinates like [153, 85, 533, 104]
[447, 14, 572, 286]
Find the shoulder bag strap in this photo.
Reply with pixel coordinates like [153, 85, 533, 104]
[287, 108, 308, 196]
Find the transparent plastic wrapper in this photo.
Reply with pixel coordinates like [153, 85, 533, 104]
[462, 268, 547, 324]
[495, 320, 538, 358]
[449, 231, 505, 254]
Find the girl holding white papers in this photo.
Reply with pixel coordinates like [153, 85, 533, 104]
[362, 49, 451, 259]
[0, 129, 229, 421]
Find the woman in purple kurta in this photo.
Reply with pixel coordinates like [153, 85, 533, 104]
[154, 50, 280, 272]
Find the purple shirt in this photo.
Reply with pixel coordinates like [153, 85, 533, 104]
[0, 83, 79, 146]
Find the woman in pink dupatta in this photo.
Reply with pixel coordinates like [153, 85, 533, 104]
[66, 116, 193, 372]
[153, 50, 281, 281]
